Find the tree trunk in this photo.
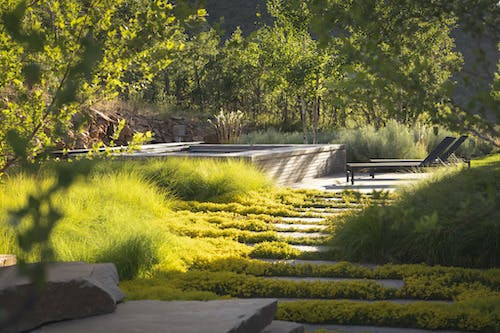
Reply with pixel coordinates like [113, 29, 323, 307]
[312, 73, 320, 144]
[300, 96, 308, 144]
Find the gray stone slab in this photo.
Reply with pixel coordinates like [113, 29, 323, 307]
[0, 262, 124, 333]
[280, 217, 326, 224]
[0, 255, 16, 267]
[35, 299, 278, 333]
[277, 232, 327, 239]
[290, 245, 330, 252]
[265, 277, 404, 289]
[260, 320, 304, 333]
[274, 224, 328, 231]
[303, 324, 464, 333]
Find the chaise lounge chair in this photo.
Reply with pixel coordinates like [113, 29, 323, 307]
[346, 136, 460, 185]
[369, 135, 469, 164]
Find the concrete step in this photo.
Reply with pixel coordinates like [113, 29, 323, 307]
[276, 232, 327, 239]
[273, 224, 328, 231]
[264, 276, 404, 289]
[35, 299, 278, 333]
[290, 245, 330, 252]
[279, 217, 327, 224]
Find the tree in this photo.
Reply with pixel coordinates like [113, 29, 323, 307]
[309, 0, 499, 142]
[0, 0, 189, 174]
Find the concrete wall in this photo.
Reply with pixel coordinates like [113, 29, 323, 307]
[187, 144, 346, 186]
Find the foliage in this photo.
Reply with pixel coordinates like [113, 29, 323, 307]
[277, 298, 500, 332]
[113, 158, 271, 202]
[0, 159, 273, 278]
[249, 241, 300, 259]
[330, 154, 500, 267]
[208, 109, 245, 143]
[239, 122, 493, 161]
[0, 0, 189, 173]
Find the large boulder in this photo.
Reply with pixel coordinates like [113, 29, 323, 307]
[35, 299, 278, 333]
[0, 262, 124, 333]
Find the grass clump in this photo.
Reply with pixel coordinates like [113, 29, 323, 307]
[93, 158, 271, 202]
[330, 154, 500, 268]
[0, 158, 271, 279]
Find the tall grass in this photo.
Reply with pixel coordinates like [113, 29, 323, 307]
[114, 158, 272, 202]
[239, 122, 493, 161]
[0, 158, 269, 279]
[330, 154, 500, 268]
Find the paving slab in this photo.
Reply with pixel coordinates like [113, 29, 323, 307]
[303, 324, 464, 333]
[292, 172, 432, 193]
[260, 320, 304, 333]
[264, 277, 404, 289]
[35, 299, 278, 333]
[276, 232, 327, 239]
[273, 224, 328, 231]
[280, 217, 327, 224]
[0, 262, 123, 333]
[290, 245, 330, 252]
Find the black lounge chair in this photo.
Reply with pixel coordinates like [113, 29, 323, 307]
[369, 135, 469, 164]
[346, 136, 456, 185]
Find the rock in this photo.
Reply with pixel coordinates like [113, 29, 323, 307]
[260, 321, 305, 333]
[0, 262, 124, 333]
[0, 255, 16, 267]
[35, 299, 278, 333]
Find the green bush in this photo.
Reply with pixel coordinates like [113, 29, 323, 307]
[330, 155, 500, 268]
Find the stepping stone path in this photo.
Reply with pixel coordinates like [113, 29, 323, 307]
[233, 191, 467, 333]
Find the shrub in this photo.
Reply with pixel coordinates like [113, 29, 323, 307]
[330, 155, 500, 268]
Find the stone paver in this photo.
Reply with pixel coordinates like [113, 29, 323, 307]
[273, 223, 328, 231]
[35, 299, 278, 333]
[292, 172, 432, 193]
[276, 232, 327, 239]
[280, 217, 327, 224]
[290, 245, 330, 252]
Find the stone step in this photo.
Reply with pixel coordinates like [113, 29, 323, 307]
[260, 320, 304, 333]
[303, 324, 463, 333]
[35, 299, 278, 333]
[264, 276, 404, 289]
[258, 259, 378, 269]
[276, 232, 327, 239]
[279, 217, 327, 224]
[0, 254, 16, 267]
[273, 223, 328, 231]
[290, 245, 330, 252]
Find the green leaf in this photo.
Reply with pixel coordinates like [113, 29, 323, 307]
[6, 129, 28, 158]
[1, 1, 27, 41]
[22, 63, 42, 86]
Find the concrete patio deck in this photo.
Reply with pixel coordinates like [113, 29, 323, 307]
[291, 171, 432, 192]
